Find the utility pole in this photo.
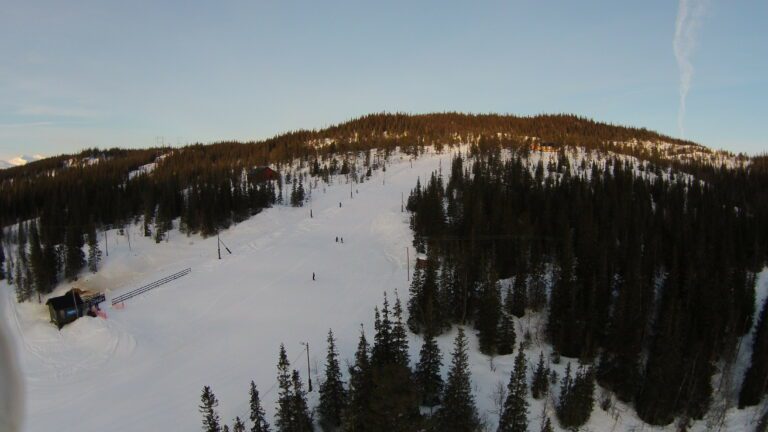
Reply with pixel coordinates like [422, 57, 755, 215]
[406, 247, 410, 281]
[302, 342, 312, 392]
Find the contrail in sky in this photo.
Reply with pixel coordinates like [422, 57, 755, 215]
[674, 0, 707, 138]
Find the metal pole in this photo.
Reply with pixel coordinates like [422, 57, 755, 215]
[217, 233, 221, 260]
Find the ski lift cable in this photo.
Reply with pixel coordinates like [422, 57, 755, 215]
[233, 345, 308, 422]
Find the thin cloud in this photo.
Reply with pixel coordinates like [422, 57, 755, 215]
[17, 105, 100, 119]
[674, 0, 708, 138]
[0, 121, 57, 128]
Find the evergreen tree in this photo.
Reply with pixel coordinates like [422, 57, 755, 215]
[530, 351, 549, 399]
[476, 268, 501, 355]
[0, 243, 5, 281]
[367, 295, 420, 432]
[408, 254, 445, 335]
[290, 370, 313, 432]
[28, 221, 47, 297]
[508, 271, 527, 318]
[739, 297, 768, 408]
[496, 312, 516, 356]
[371, 295, 393, 367]
[344, 327, 372, 432]
[436, 328, 480, 432]
[233, 417, 246, 432]
[540, 416, 553, 432]
[407, 261, 426, 332]
[87, 221, 101, 273]
[275, 344, 294, 432]
[391, 292, 411, 368]
[497, 344, 528, 432]
[6, 249, 13, 286]
[557, 364, 595, 429]
[249, 381, 271, 432]
[200, 386, 222, 432]
[64, 219, 85, 281]
[547, 224, 577, 357]
[319, 329, 347, 430]
[414, 330, 444, 408]
[15, 223, 32, 302]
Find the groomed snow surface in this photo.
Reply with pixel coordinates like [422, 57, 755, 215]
[3, 147, 766, 431]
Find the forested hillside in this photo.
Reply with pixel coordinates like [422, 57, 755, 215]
[405, 146, 768, 427]
[2, 113, 768, 430]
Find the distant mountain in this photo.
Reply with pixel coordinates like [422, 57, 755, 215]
[0, 154, 45, 169]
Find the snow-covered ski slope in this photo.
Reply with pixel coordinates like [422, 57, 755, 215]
[3, 146, 766, 431]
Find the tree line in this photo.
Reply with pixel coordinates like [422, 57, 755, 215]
[405, 146, 768, 426]
[198, 293, 592, 432]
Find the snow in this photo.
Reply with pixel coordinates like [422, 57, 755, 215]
[3, 146, 765, 431]
[0, 155, 45, 170]
[127, 153, 171, 179]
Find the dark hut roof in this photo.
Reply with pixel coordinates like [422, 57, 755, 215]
[45, 290, 84, 310]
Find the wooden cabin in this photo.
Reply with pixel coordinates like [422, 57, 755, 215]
[248, 166, 279, 183]
[46, 289, 105, 329]
[531, 142, 561, 152]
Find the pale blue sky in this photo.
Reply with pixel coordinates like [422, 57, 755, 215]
[0, 1, 766, 160]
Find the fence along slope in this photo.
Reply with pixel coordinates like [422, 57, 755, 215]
[111, 268, 192, 305]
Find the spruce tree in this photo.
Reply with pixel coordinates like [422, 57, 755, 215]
[200, 386, 222, 432]
[290, 370, 313, 431]
[249, 381, 271, 432]
[28, 221, 47, 297]
[87, 221, 102, 273]
[557, 364, 595, 429]
[530, 351, 549, 399]
[497, 344, 528, 432]
[232, 417, 246, 432]
[540, 416, 553, 432]
[436, 328, 480, 432]
[508, 271, 527, 318]
[391, 292, 411, 368]
[64, 219, 85, 281]
[15, 224, 32, 302]
[407, 260, 426, 332]
[408, 254, 445, 335]
[556, 362, 572, 424]
[319, 329, 347, 430]
[476, 268, 501, 355]
[496, 312, 516, 356]
[371, 294, 393, 367]
[367, 295, 420, 431]
[344, 328, 372, 432]
[0, 243, 5, 281]
[275, 344, 294, 432]
[415, 330, 444, 409]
